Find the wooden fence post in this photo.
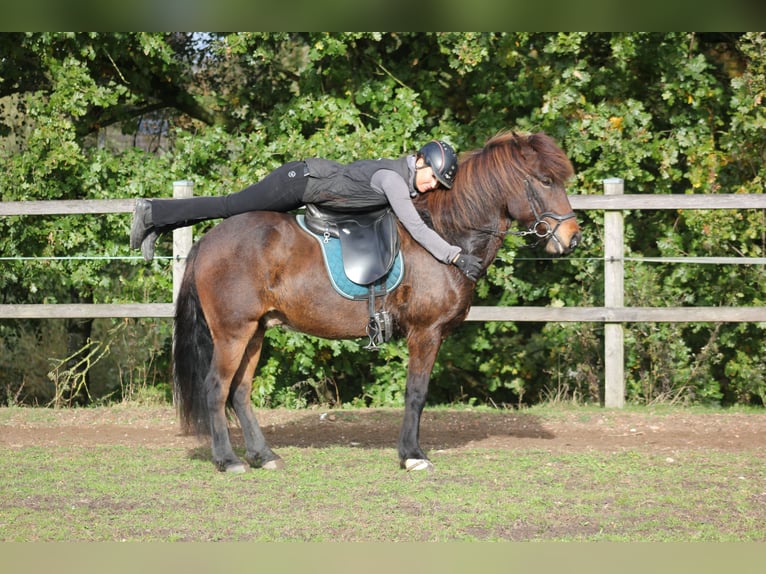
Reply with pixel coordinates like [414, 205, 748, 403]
[172, 181, 194, 304]
[603, 178, 625, 408]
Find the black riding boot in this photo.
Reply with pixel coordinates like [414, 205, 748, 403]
[129, 199, 160, 262]
[130, 196, 231, 262]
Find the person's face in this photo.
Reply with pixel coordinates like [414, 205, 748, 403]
[414, 159, 441, 193]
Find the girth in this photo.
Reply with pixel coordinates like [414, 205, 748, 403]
[303, 204, 400, 349]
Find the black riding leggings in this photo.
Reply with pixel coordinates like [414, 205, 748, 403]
[150, 161, 309, 230]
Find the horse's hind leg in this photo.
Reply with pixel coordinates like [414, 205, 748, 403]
[230, 326, 284, 470]
[204, 365, 246, 473]
[205, 336, 256, 473]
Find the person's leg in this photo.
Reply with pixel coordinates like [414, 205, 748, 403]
[151, 161, 308, 227]
[220, 161, 310, 214]
[149, 195, 228, 228]
[131, 161, 308, 261]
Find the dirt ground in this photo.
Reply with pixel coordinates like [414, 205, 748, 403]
[1, 405, 764, 456]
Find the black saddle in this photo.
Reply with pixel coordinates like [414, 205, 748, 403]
[303, 203, 400, 285]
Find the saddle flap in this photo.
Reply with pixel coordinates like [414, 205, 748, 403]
[304, 204, 400, 285]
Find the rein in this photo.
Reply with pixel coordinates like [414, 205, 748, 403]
[474, 177, 576, 250]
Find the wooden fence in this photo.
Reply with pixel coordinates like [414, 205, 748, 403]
[2, 180, 766, 407]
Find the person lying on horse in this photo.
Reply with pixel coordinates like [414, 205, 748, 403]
[129, 140, 483, 281]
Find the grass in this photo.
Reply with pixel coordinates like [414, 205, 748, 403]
[1, 430, 765, 542]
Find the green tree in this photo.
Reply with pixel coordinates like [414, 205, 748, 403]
[2, 32, 765, 408]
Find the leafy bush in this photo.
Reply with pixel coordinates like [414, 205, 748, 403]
[2, 33, 765, 408]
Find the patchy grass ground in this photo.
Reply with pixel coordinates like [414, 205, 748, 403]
[1, 405, 764, 543]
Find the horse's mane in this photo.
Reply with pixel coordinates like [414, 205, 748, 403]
[415, 131, 574, 235]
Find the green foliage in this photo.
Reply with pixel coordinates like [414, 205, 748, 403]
[2, 32, 766, 408]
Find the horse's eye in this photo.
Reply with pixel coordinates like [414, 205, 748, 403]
[540, 176, 553, 187]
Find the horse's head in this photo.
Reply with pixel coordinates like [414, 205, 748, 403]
[517, 170, 582, 256]
[497, 131, 581, 256]
[419, 130, 581, 256]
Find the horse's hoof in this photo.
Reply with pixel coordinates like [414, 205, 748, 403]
[225, 462, 247, 474]
[246, 454, 285, 470]
[261, 458, 285, 470]
[403, 458, 434, 472]
[216, 459, 247, 473]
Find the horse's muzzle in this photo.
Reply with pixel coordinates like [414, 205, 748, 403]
[546, 225, 581, 256]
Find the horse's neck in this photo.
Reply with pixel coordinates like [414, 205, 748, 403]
[473, 217, 510, 262]
[419, 201, 509, 259]
[451, 220, 509, 266]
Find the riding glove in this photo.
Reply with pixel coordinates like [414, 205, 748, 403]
[452, 253, 483, 282]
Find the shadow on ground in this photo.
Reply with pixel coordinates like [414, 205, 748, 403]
[225, 408, 554, 450]
[186, 408, 555, 467]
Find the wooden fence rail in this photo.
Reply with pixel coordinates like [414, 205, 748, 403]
[3, 181, 766, 407]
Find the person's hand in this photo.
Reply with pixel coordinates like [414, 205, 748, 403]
[452, 253, 483, 282]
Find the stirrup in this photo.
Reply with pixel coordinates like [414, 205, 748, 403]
[365, 311, 392, 350]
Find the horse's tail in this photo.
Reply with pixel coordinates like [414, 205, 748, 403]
[173, 242, 213, 437]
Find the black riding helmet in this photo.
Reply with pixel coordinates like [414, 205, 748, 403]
[417, 139, 458, 189]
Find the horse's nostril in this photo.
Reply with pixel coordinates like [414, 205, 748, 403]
[570, 232, 581, 250]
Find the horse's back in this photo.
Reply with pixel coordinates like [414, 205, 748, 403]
[200, 211, 302, 254]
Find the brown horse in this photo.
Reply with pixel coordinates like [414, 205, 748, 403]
[173, 131, 581, 473]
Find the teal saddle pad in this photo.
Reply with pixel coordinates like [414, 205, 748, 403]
[297, 214, 404, 300]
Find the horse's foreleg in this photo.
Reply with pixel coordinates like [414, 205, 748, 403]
[229, 327, 284, 470]
[398, 330, 442, 471]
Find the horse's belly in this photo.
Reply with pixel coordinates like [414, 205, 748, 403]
[261, 302, 370, 340]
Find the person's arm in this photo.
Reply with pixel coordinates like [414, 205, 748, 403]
[372, 169, 461, 264]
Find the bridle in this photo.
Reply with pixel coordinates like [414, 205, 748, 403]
[474, 175, 576, 250]
[517, 176, 576, 248]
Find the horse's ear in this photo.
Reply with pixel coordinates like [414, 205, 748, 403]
[485, 130, 515, 149]
[528, 132, 575, 182]
[518, 133, 537, 160]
